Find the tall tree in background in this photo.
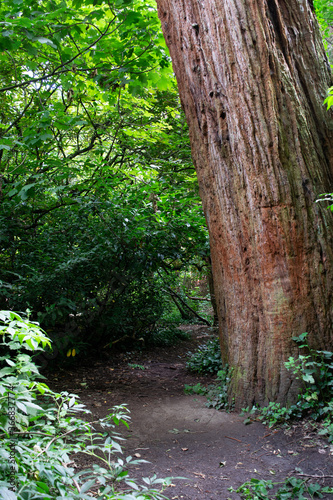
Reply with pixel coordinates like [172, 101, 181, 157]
[156, 0, 333, 406]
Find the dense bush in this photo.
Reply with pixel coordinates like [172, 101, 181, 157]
[0, 0, 211, 352]
[0, 187, 209, 350]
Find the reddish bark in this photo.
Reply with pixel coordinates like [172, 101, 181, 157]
[156, 0, 333, 406]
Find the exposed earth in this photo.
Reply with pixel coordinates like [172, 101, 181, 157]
[45, 325, 333, 499]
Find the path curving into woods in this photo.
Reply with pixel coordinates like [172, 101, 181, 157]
[46, 326, 333, 499]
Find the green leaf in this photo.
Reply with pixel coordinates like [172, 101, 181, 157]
[24, 401, 43, 411]
[16, 401, 27, 414]
[36, 482, 50, 494]
[80, 479, 96, 493]
[33, 37, 57, 48]
[0, 488, 17, 500]
[302, 373, 315, 384]
[2, 30, 14, 37]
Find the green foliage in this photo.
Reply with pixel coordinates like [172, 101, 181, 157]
[0, 0, 210, 351]
[0, 311, 175, 499]
[184, 368, 232, 411]
[229, 476, 333, 499]
[241, 401, 303, 428]
[186, 337, 222, 375]
[241, 333, 333, 441]
[145, 326, 190, 348]
[285, 333, 333, 438]
[128, 363, 145, 370]
[314, 0, 333, 61]
[316, 193, 333, 211]
[324, 87, 333, 109]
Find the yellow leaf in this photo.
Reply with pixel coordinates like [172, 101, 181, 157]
[72, 349, 76, 357]
[67, 349, 71, 357]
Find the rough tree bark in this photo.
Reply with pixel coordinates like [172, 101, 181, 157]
[156, 0, 333, 407]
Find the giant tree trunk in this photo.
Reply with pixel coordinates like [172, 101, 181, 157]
[156, 0, 333, 407]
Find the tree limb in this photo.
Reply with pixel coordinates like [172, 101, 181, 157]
[167, 287, 211, 326]
[186, 295, 211, 302]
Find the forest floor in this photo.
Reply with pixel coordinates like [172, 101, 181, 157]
[46, 325, 333, 499]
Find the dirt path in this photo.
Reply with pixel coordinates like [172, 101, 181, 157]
[46, 326, 333, 499]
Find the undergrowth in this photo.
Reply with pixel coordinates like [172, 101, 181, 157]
[184, 368, 233, 411]
[186, 337, 222, 374]
[0, 310, 175, 499]
[185, 337, 230, 409]
[228, 476, 333, 499]
[185, 332, 333, 498]
[234, 332, 333, 499]
[146, 326, 190, 347]
[241, 333, 333, 442]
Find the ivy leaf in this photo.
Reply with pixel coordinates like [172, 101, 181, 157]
[302, 373, 315, 384]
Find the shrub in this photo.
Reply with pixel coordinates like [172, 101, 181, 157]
[229, 477, 333, 499]
[186, 337, 222, 374]
[0, 311, 174, 499]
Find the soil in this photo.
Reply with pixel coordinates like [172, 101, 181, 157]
[45, 325, 333, 499]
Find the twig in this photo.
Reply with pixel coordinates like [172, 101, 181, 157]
[37, 428, 80, 456]
[63, 462, 81, 493]
[0, 431, 53, 438]
[192, 472, 206, 479]
[295, 473, 333, 479]
[225, 435, 242, 443]
[2, 95, 35, 136]
[251, 446, 265, 454]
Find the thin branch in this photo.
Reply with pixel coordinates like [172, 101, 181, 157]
[36, 427, 85, 457]
[103, 117, 126, 163]
[295, 473, 333, 479]
[78, 98, 98, 131]
[2, 95, 35, 136]
[0, 431, 56, 438]
[67, 131, 99, 160]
